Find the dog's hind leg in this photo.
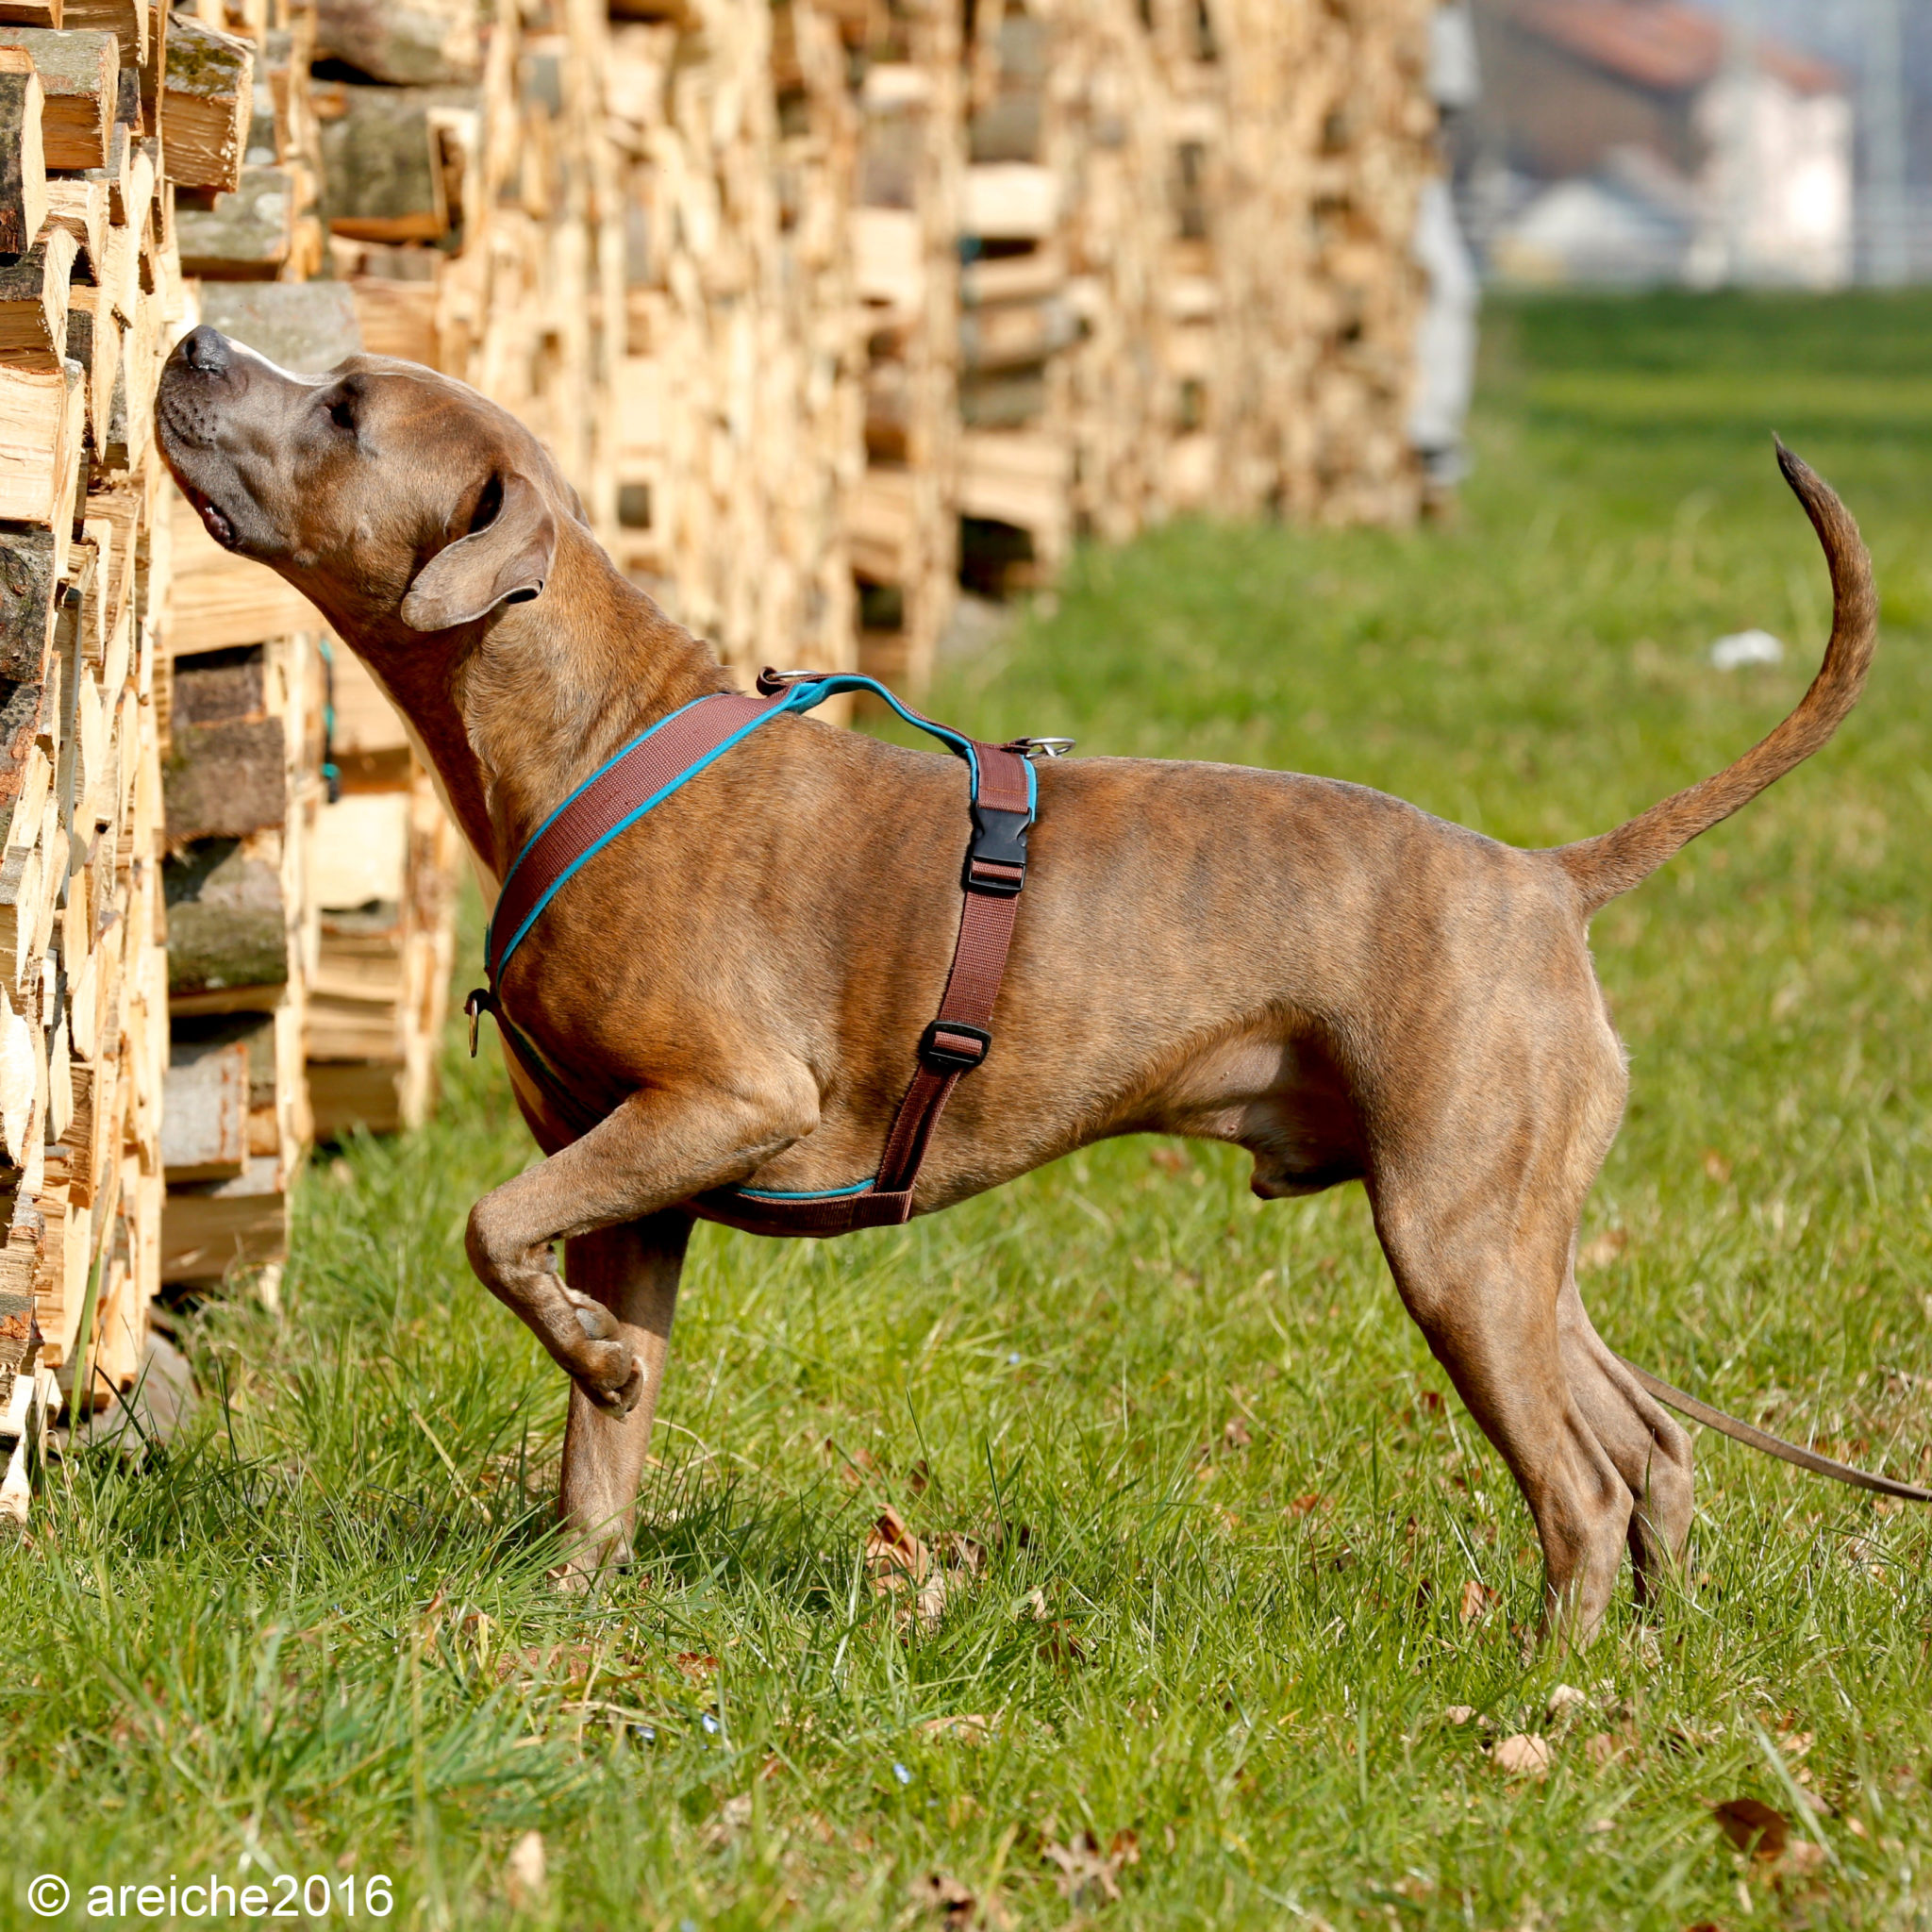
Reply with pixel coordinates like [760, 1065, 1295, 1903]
[1373, 1161, 1633, 1648]
[554, 1213, 691, 1586]
[1556, 1273, 1694, 1604]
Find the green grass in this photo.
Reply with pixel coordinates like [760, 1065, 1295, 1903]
[7, 289, 1932, 1929]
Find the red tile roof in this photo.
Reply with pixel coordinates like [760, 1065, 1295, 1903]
[1514, 1, 1841, 97]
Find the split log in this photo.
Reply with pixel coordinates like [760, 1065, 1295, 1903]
[0, 60, 46, 254]
[0, 225, 77, 362]
[0, 25, 114, 170]
[158, 1036, 245, 1182]
[159, 13, 252, 192]
[0, 358, 82, 529]
[0, 529, 59, 682]
[175, 163, 299, 278]
[314, 81, 453, 242]
[160, 837, 287, 999]
[61, 0, 144, 69]
[313, 0, 478, 87]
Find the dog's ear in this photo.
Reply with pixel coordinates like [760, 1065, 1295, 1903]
[400, 470, 558, 631]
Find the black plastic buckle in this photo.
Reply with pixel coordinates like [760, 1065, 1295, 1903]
[920, 1021, 991, 1072]
[965, 803, 1028, 895]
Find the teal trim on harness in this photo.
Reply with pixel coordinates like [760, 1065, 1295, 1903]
[735, 1174, 878, 1202]
[486, 674, 1037, 984]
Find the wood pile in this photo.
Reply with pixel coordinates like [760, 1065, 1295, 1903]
[841, 1, 959, 691]
[0, 13, 180, 1461]
[0, 0, 1437, 1501]
[603, 0, 858, 685]
[158, 283, 335, 1292]
[591, 0, 1434, 690]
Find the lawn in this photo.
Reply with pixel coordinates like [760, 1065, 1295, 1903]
[6, 290, 1932, 1930]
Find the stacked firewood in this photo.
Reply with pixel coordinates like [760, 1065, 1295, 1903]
[0, 11, 183, 1487]
[158, 281, 334, 1292]
[603, 0, 858, 684]
[163, 0, 634, 1271]
[841, 1, 959, 691]
[592, 0, 1433, 689]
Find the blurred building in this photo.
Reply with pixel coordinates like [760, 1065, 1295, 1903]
[1470, 0, 1853, 286]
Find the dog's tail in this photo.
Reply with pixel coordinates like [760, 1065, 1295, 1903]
[1616, 1355, 1932, 1503]
[1549, 442, 1876, 916]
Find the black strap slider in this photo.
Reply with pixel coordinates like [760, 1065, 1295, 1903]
[920, 1021, 991, 1072]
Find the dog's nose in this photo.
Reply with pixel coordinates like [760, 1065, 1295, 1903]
[178, 325, 232, 375]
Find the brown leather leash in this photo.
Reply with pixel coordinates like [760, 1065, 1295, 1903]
[467, 666, 1062, 1236]
[464, 668, 1927, 1506]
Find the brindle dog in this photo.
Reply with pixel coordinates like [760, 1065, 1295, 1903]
[156, 325, 1876, 1643]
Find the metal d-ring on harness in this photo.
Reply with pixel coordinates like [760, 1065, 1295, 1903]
[464, 668, 1073, 1239]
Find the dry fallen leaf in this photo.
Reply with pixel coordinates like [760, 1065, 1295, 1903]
[1702, 1149, 1734, 1184]
[867, 1507, 986, 1631]
[1713, 1797, 1789, 1858]
[1222, 1416, 1253, 1452]
[1781, 1841, 1828, 1875]
[1148, 1144, 1190, 1174]
[1285, 1492, 1331, 1518]
[1489, 1733, 1553, 1779]
[1577, 1228, 1629, 1272]
[1584, 1731, 1624, 1768]
[504, 1830, 545, 1910]
[674, 1651, 720, 1683]
[1459, 1579, 1500, 1625]
[868, 1505, 932, 1585]
[1441, 1705, 1477, 1726]
[1547, 1683, 1588, 1724]
[917, 1713, 998, 1743]
[911, 1872, 979, 1923]
[1041, 1829, 1138, 1905]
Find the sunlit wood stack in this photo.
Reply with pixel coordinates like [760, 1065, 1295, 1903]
[155, 3, 336, 1294]
[304, 656, 459, 1140]
[1288, 0, 1433, 525]
[840, 0, 958, 691]
[307, 0, 639, 1127]
[0, 15, 181, 1475]
[603, 0, 858, 684]
[324, 0, 618, 540]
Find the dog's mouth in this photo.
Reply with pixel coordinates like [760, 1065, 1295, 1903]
[198, 499, 237, 549]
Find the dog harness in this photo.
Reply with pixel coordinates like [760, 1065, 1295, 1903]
[465, 668, 1072, 1239]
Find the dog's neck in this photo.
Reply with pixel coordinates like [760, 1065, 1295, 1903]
[356, 524, 730, 880]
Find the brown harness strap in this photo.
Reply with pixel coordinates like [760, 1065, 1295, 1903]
[487, 690, 774, 988]
[468, 672, 1039, 1238]
[694, 738, 1030, 1236]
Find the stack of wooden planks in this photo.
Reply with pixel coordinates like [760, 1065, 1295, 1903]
[0, 12, 181, 1462]
[152, 0, 339, 1293]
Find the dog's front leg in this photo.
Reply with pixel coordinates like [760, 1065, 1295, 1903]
[465, 1078, 811, 1413]
[553, 1214, 690, 1584]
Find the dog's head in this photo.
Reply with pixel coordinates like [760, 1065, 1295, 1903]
[157, 325, 586, 651]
